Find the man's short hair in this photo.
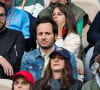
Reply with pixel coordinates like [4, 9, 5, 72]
[34, 16, 58, 35]
[0, 1, 7, 16]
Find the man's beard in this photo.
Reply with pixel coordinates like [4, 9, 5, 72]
[39, 43, 54, 49]
[39, 41, 55, 50]
[0, 24, 5, 31]
[0, 22, 6, 31]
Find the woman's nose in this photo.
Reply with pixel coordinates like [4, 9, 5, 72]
[18, 83, 22, 88]
[54, 57, 59, 62]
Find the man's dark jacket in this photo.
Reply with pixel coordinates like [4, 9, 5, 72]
[0, 28, 25, 79]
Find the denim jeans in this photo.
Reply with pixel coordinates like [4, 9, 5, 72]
[84, 46, 94, 82]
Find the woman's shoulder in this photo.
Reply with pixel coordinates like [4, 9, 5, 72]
[69, 32, 80, 37]
[67, 33, 80, 41]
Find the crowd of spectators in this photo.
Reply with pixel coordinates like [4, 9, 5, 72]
[0, 0, 100, 90]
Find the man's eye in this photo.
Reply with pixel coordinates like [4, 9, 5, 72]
[46, 32, 50, 35]
[38, 33, 42, 35]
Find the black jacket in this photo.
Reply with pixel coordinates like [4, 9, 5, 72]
[34, 79, 82, 90]
[0, 28, 25, 79]
[90, 40, 100, 67]
[87, 11, 100, 46]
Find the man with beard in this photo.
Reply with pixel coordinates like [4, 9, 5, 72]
[82, 55, 100, 90]
[0, 2, 25, 79]
[20, 17, 78, 81]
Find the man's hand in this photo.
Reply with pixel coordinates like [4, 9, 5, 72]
[95, 55, 100, 64]
[0, 56, 14, 76]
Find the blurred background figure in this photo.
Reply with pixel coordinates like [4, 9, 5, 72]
[13, 0, 44, 18]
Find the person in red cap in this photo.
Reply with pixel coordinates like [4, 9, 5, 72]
[34, 47, 82, 90]
[12, 71, 35, 90]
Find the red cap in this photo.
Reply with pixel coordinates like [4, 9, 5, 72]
[12, 71, 35, 85]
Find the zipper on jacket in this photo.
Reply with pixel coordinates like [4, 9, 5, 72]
[14, 45, 18, 56]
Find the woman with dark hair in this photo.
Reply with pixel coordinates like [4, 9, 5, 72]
[12, 71, 35, 90]
[34, 47, 82, 90]
[52, 3, 84, 80]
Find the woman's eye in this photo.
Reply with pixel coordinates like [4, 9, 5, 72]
[59, 57, 64, 60]
[52, 13, 55, 16]
[51, 56, 56, 59]
[14, 81, 19, 85]
[22, 81, 28, 85]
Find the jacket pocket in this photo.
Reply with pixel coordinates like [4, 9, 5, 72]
[25, 62, 42, 71]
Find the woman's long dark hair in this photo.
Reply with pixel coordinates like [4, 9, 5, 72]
[52, 3, 77, 39]
[39, 59, 75, 90]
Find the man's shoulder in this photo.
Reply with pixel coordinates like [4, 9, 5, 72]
[23, 48, 40, 57]
[14, 7, 29, 16]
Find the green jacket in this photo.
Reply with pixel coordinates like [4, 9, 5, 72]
[82, 79, 100, 90]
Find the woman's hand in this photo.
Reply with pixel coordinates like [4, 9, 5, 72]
[57, 22, 64, 37]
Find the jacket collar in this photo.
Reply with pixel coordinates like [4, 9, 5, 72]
[35, 44, 57, 58]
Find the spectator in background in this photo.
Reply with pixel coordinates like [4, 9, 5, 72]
[13, 0, 44, 18]
[12, 71, 35, 90]
[82, 55, 100, 90]
[52, 3, 84, 81]
[20, 17, 78, 81]
[38, 0, 89, 37]
[0, 1, 25, 79]
[34, 47, 82, 90]
[0, 0, 36, 51]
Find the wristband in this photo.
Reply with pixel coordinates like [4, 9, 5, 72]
[56, 36, 62, 39]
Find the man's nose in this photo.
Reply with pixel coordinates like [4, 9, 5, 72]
[42, 34, 46, 39]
